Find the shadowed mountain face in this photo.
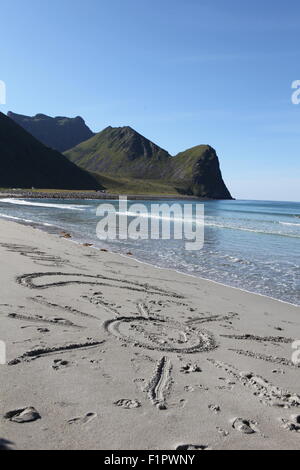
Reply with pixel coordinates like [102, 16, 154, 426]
[7, 112, 94, 152]
[0, 113, 101, 190]
[170, 145, 232, 199]
[65, 126, 232, 199]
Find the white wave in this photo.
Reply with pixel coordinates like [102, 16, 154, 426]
[0, 213, 35, 223]
[279, 221, 300, 227]
[204, 221, 300, 238]
[110, 210, 300, 237]
[0, 198, 88, 211]
[0, 213, 55, 226]
[112, 248, 300, 307]
[114, 210, 204, 224]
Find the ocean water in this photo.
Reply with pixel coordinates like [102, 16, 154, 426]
[0, 198, 299, 305]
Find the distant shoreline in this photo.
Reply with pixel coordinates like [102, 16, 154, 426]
[0, 189, 230, 201]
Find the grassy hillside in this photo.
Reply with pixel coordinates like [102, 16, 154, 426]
[65, 126, 232, 199]
[90, 172, 187, 195]
[65, 126, 171, 179]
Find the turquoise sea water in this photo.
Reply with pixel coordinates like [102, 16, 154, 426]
[0, 198, 299, 305]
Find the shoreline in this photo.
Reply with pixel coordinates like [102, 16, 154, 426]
[67, 234, 300, 309]
[0, 189, 234, 201]
[0, 217, 300, 450]
[0, 213, 298, 307]
[116, 251, 300, 309]
[0, 190, 205, 201]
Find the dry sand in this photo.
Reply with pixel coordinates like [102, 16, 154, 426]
[0, 218, 299, 450]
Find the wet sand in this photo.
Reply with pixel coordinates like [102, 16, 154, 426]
[0, 218, 299, 450]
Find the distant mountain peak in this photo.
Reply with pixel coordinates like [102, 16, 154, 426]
[102, 125, 141, 135]
[7, 111, 95, 152]
[34, 113, 49, 119]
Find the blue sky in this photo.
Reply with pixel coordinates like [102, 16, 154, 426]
[0, 0, 299, 201]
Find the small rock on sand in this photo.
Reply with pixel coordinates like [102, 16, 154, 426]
[4, 407, 41, 423]
[232, 418, 256, 434]
[290, 414, 300, 424]
[281, 414, 300, 432]
[60, 232, 72, 239]
[176, 444, 211, 450]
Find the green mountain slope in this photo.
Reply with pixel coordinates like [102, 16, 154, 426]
[65, 126, 171, 179]
[0, 112, 101, 190]
[7, 112, 94, 152]
[65, 126, 232, 199]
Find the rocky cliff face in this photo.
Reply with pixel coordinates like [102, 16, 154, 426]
[0, 112, 101, 190]
[7, 112, 94, 152]
[171, 145, 232, 199]
[65, 126, 233, 199]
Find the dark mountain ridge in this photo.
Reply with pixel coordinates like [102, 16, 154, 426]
[7, 111, 94, 152]
[0, 112, 100, 190]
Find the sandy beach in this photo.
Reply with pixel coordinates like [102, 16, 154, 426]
[0, 218, 299, 450]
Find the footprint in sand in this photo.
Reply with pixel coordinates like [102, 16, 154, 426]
[114, 399, 141, 409]
[52, 359, 70, 370]
[180, 363, 202, 374]
[184, 384, 209, 393]
[216, 427, 229, 437]
[184, 386, 195, 393]
[68, 412, 97, 425]
[208, 404, 221, 414]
